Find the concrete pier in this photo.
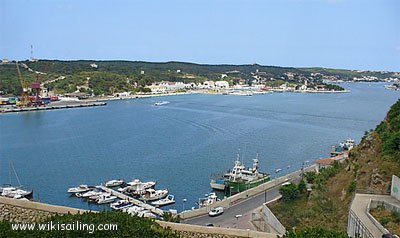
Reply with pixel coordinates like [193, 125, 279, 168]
[0, 101, 106, 114]
[97, 186, 164, 216]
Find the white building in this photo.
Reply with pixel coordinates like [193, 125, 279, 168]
[215, 81, 229, 88]
[202, 81, 215, 89]
[149, 81, 192, 93]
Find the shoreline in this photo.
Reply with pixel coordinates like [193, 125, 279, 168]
[0, 89, 351, 114]
[92, 88, 351, 101]
[93, 91, 203, 102]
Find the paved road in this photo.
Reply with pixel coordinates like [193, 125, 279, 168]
[184, 169, 306, 227]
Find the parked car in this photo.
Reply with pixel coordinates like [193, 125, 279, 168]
[208, 207, 224, 217]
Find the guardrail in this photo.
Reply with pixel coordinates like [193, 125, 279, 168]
[347, 209, 374, 238]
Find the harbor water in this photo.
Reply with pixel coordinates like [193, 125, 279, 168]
[0, 82, 399, 211]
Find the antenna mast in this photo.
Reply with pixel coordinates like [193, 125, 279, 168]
[30, 45, 33, 61]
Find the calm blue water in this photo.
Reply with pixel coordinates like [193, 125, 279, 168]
[0, 83, 399, 211]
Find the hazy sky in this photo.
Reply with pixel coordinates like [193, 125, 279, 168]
[1, 0, 399, 71]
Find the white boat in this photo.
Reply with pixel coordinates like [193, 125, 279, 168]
[138, 210, 157, 218]
[80, 188, 105, 198]
[124, 205, 145, 215]
[118, 179, 156, 195]
[141, 189, 168, 201]
[198, 192, 220, 208]
[331, 138, 356, 156]
[1, 162, 33, 199]
[151, 195, 175, 207]
[1, 186, 33, 199]
[67, 185, 91, 194]
[97, 194, 117, 204]
[105, 179, 124, 187]
[154, 101, 170, 106]
[110, 200, 133, 210]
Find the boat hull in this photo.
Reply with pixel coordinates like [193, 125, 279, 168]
[226, 176, 270, 193]
[210, 179, 226, 190]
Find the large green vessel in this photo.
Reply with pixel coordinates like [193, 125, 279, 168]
[210, 153, 271, 194]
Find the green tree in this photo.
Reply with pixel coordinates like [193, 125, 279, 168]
[298, 179, 307, 193]
[279, 183, 299, 201]
[304, 171, 317, 183]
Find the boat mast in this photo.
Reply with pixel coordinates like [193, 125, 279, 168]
[10, 161, 22, 187]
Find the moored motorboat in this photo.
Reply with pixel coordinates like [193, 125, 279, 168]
[97, 194, 117, 204]
[1, 186, 33, 199]
[67, 185, 91, 194]
[151, 195, 175, 207]
[110, 200, 133, 210]
[87, 192, 110, 203]
[118, 179, 156, 196]
[331, 138, 356, 156]
[141, 188, 168, 201]
[80, 188, 106, 198]
[198, 192, 220, 208]
[105, 179, 124, 187]
[123, 205, 145, 215]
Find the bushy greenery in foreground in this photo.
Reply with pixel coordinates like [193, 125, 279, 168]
[0, 211, 180, 238]
[376, 99, 400, 162]
[282, 227, 349, 238]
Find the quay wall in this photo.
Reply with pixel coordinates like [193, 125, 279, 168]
[0, 197, 87, 223]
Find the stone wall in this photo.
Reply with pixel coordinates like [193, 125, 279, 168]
[0, 197, 88, 223]
[0, 203, 53, 223]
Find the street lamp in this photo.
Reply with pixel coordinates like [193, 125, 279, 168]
[264, 189, 268, 203]
[182, 198, 187, 212]
[301, 160, 309, 178]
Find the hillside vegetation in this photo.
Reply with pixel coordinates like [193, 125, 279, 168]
[1, 60, 396, 96]
[270, 99, 400, 235]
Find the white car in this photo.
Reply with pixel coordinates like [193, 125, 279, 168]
[208, 207, 224, 217]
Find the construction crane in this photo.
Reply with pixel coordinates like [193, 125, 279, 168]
[15, 61, 29, 107]
[29, 62, 49, 106]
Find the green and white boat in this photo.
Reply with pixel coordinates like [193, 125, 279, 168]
[210, 153, 271, 194]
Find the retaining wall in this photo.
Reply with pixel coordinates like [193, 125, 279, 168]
[0, 197, 87, 223]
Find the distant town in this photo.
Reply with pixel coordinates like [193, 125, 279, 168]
[0, 59, 399, 106]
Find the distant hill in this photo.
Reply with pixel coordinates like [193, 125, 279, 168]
[0, 60, 397, 96]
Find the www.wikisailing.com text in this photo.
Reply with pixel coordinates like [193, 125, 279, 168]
[11, 221, 118, 234]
